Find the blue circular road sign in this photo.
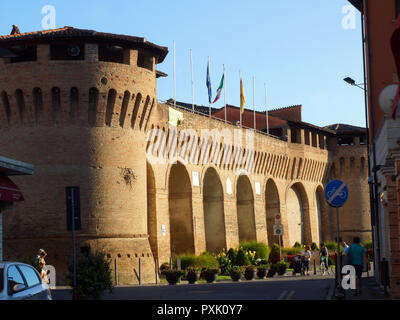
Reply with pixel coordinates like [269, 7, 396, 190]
[324, 180, 348, 207]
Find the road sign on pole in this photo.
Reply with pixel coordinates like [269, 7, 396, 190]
[273, 224, 283, 236]
[324, 179, 348, 208]
[324, 180, 348, 292]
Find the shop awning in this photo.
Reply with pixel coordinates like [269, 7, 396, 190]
[0, 174, 24, 202]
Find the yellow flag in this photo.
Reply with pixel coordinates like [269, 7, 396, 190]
[240, 78, 245, 113]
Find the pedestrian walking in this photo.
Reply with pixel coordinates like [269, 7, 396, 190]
[344, 237, 368, 296]
[35, 248, 49, 284]
[319, 243, 330, 275]
[341, 240, 349, 255]
[302, 246, 312, 276]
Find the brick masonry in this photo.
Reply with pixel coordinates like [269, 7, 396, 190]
[0, 39, 371, 285]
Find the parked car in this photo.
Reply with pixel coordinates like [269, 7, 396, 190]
[0, 262, 52, 300]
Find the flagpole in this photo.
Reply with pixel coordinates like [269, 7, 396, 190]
[253, 76, 256, 130]
[265, 83, 269, 135]
[223, 64, 226, 123]
[190, 49, 194, 113]
[173, 41, 176, 109]
[208, 56, 211, 118]
[239, 70, 242, 128]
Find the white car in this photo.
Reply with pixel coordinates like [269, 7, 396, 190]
[0, 262, 52, 300]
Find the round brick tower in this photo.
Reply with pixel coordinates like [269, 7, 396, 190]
[0, 27, 168, 284]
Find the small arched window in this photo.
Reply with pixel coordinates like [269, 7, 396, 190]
[33, 88, 43, 124]
[15, 89, 25, 125]
[88, 88, 99, 126]
[1, 91, 11, 125]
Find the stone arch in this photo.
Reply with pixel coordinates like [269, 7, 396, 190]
[265, 178, 280, 246]
[203, 167, 226, 253]
[168, 161, 195, 256]
[285, 182, 311, 246]
[147, 162, 158, 258]
[315, 185, 330, 244]
[236, 175, 256, 243]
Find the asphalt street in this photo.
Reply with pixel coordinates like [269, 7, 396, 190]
[52, 274, 334, 300]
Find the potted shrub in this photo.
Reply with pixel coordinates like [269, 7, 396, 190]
[256, 264, 269, 279]
[201, 268, 219, 283]
[267, 264, 277, 278]
[162, 270, 185, 285]
[277, 261, 288, 276]
[244, 265, 256, 280]
[186, 268, 201, 284]
[229, 266, 243, 282]
[67, 251, 114, 300]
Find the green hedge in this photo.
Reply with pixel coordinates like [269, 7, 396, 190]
[176, 252, 219, 270]
[239, 241, 270, 261]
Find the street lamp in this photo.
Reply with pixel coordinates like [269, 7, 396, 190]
[343, 77, 365, 90]
[344, 74, 381, 282]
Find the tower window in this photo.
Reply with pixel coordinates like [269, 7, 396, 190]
[50, 44, 85, 60]
[137, 52, 153, 71]
[7, 46, 37, 63]
[98, 45, 129, 64]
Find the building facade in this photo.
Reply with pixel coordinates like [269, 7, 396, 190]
[0, 26, 371, 285]
[348, 0, 400, 298]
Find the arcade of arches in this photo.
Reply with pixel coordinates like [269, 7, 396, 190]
[147, 161, 339, 261]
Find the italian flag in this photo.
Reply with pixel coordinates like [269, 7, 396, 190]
[212, 73, 224, 104]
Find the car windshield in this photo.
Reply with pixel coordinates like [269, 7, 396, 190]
[0, 268, 3, 293]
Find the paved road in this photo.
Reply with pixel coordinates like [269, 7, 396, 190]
[52, 274, 334, 300]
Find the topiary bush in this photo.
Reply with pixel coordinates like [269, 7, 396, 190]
[293, 242, 302, 248]
[67, 251, 114, 299]
[269, 244, 281, 264]
[235, 248, 251, 266]
[311, 242, 319, 251]
[227, 248, 238, 266]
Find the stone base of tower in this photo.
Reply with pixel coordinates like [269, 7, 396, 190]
[4, 236, 157, 286]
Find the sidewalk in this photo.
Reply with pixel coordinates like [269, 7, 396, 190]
[332, 277, 389, 300]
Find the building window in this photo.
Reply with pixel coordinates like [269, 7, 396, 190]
[396, 0, 400, 18]
[7, 46, 37, 63]
[50, 44, 84, 60]
[98, 45, 129, 64]
[137, 52, 153, 71]
[337, 136, 354, 146]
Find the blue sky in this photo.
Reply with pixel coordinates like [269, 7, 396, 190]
[0, 1, 366, 127]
